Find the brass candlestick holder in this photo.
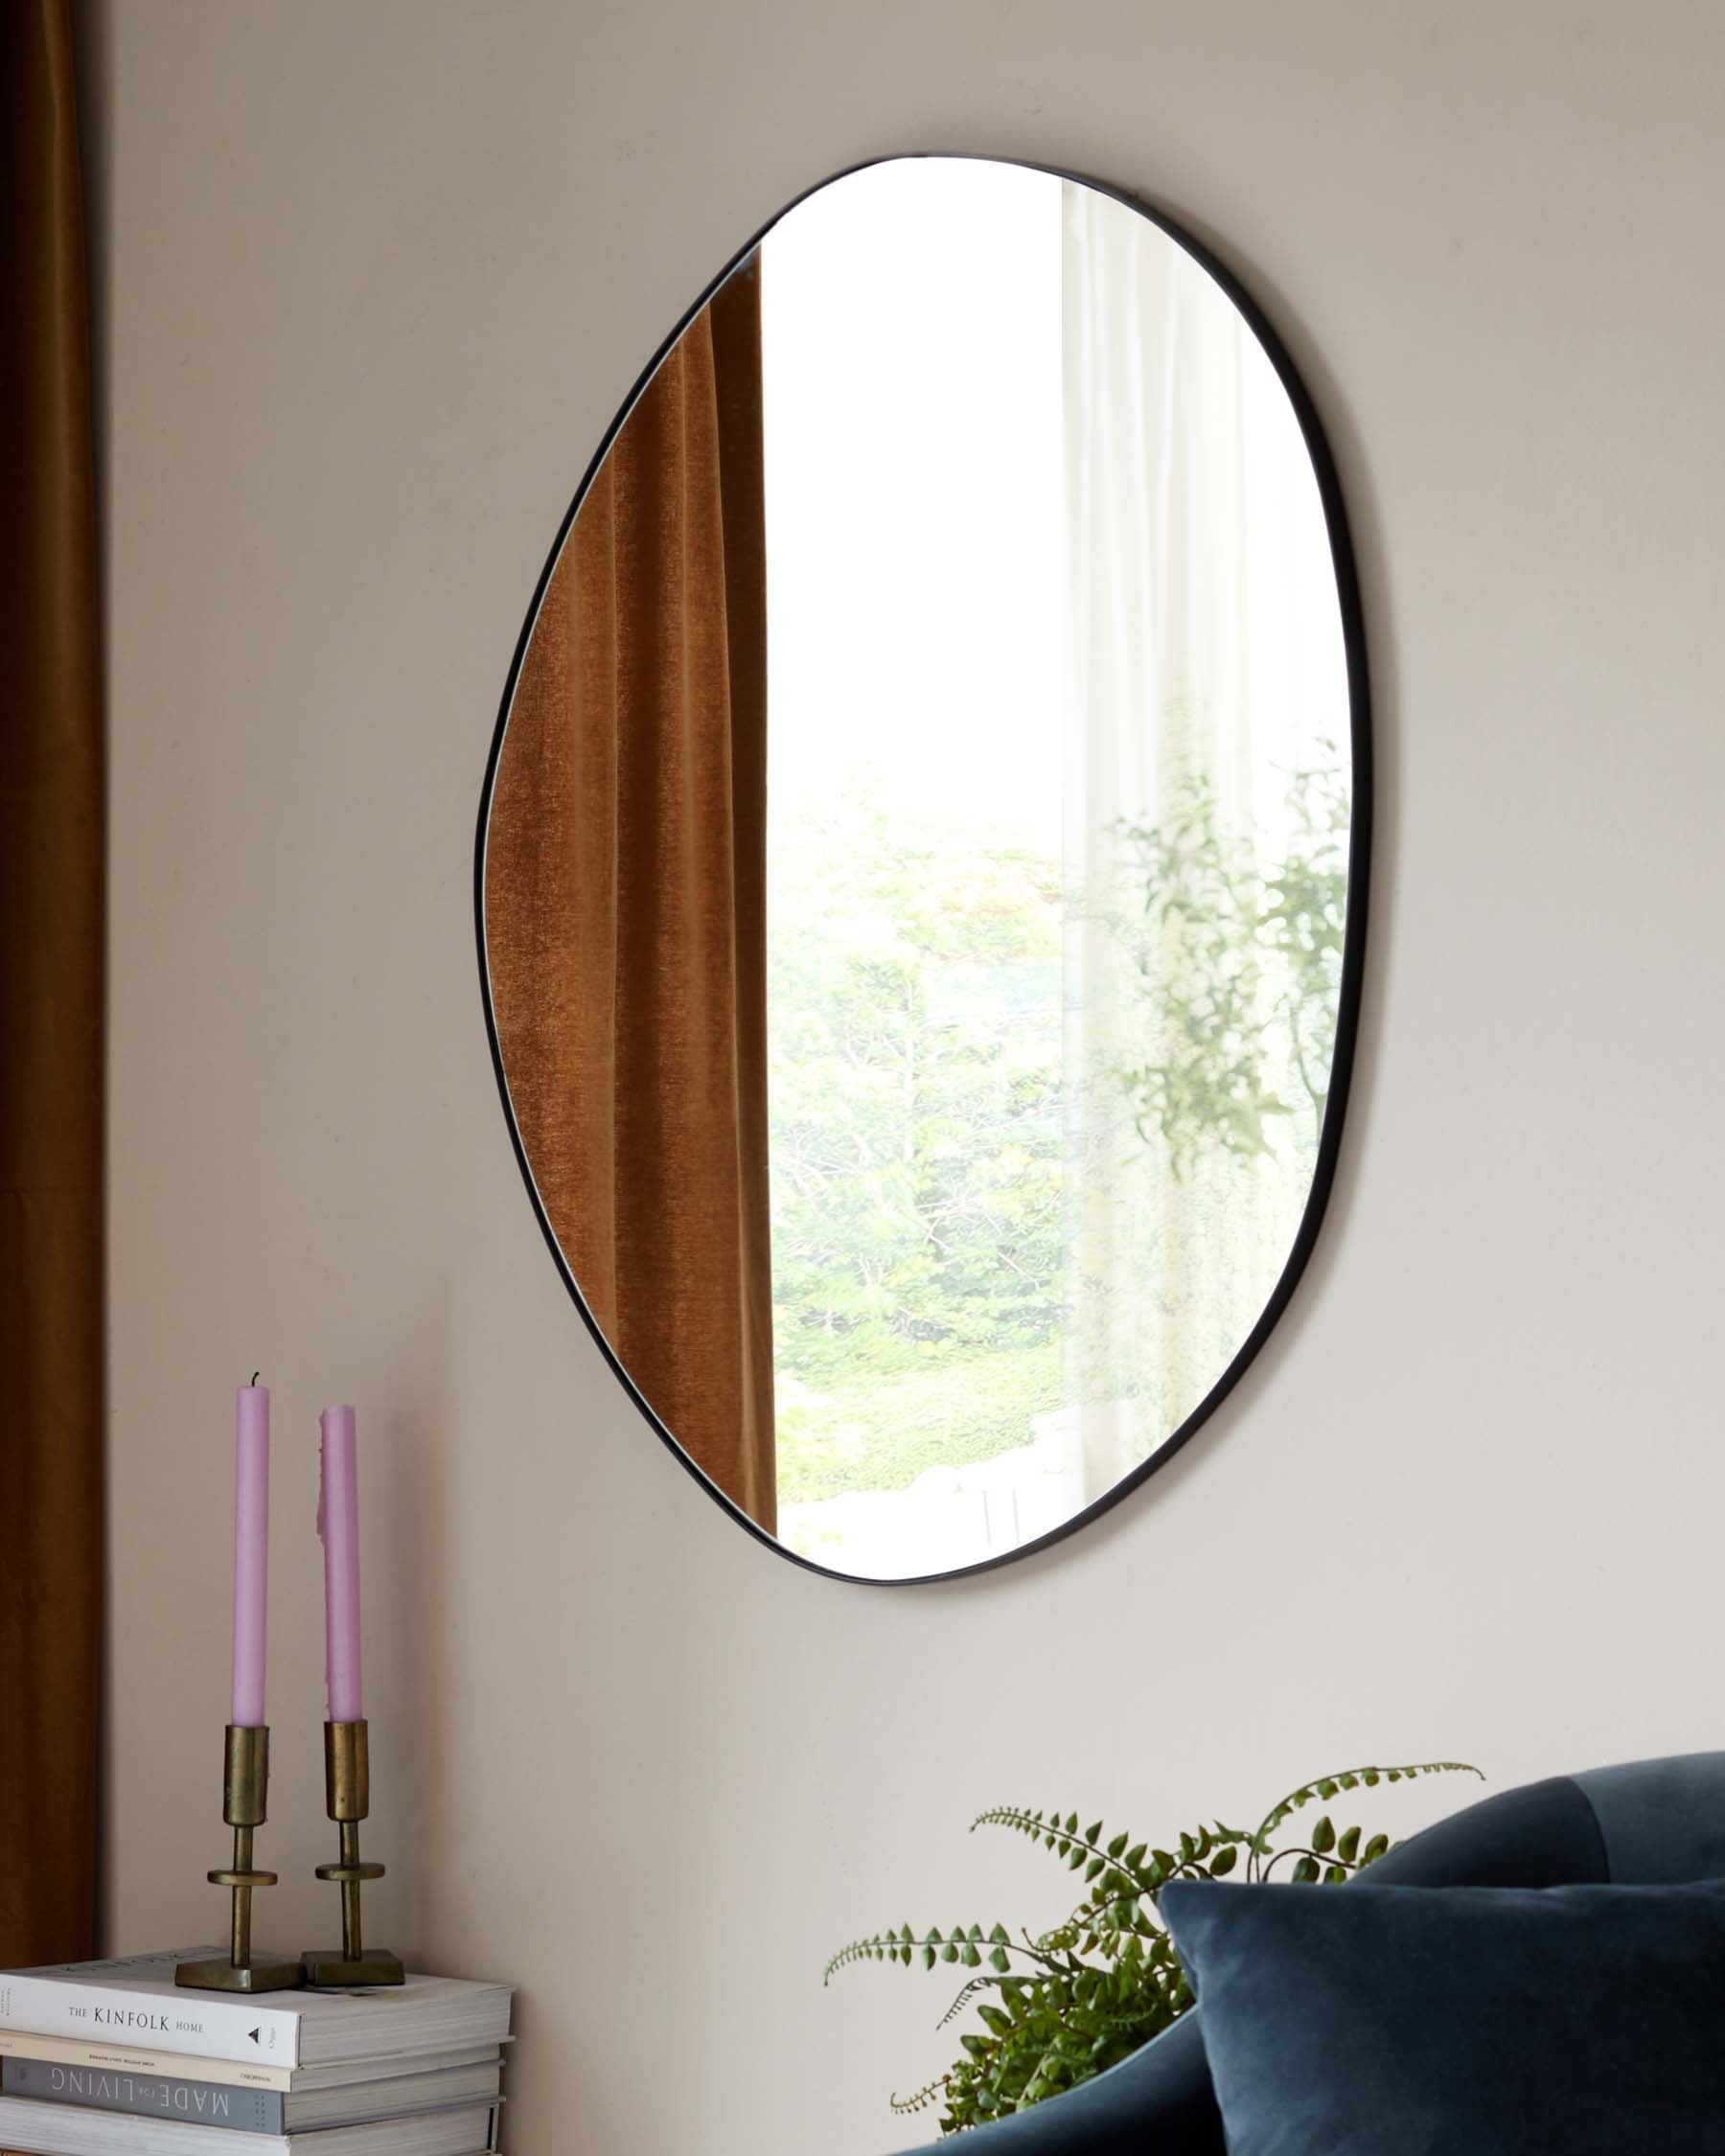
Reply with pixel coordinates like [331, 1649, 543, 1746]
[177, 1726, 301, 1992]
[301, 1719, 403, 1987]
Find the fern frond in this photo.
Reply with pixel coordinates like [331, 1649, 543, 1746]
[936, 1977, 994, 2029]
[822, 1927, 921, 1983]
[888, 2077, 950, 2116]
[824, 1919, 1038, 1984]
[1249, 1762, 1483, 1870]
[973, 1806, 1156, 1894]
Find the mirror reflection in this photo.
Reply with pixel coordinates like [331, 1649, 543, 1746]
[482, 158, 1362, 1581]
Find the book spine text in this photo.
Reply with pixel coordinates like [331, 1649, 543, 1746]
[0, 1978, 297, 2067]
[2, 2058, 282, 2133]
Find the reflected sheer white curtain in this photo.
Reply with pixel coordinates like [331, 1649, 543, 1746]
[1060, 185, 1347, 1500]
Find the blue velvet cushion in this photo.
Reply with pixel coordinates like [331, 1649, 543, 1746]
[1159, 1877, 1725, 2156]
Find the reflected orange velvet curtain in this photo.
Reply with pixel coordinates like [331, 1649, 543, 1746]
[485, 263, 775, 1532]
[0, 0, 104, 1965]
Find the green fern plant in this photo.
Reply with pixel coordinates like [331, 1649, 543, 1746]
[825, 1759, 1481, 2135]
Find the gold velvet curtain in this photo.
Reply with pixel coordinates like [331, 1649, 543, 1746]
[0, 0, 104, 1966]
[485, 263, 776, 1532]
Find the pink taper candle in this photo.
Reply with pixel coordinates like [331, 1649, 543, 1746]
[318, 1405, 364, 1722]
[232, 1385, 270, 1727]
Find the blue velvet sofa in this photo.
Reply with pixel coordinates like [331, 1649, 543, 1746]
[893, 1753, 1725, 2153]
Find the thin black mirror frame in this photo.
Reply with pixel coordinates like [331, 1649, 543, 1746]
[474, 152, 1373, 1588]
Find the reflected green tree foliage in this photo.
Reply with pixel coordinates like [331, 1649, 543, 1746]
[768, 760, 1348, 1507]
[1112, 755, 1348, 1176]
[769, 797, 1065, 1501]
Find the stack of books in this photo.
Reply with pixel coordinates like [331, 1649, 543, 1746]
[0, 1950, 511, 2155]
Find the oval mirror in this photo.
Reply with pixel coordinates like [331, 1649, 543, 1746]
[479, 156, 1368, 1584]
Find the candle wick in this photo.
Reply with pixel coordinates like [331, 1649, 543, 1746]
[250, 1370, 261, 1387]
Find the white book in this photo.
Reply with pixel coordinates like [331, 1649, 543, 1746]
[0, 2029, 507, 2095]
[0, 2093, 498, 2156]
[0, 1953, 511, 2070]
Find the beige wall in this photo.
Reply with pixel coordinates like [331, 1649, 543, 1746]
[90, 3, 1725, 2150]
